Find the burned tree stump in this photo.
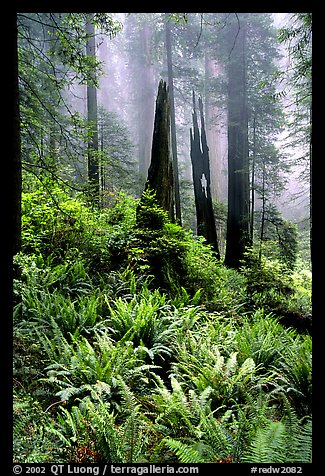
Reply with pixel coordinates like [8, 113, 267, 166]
[137, 79, 174, 225]
[190, 92, 220, 258]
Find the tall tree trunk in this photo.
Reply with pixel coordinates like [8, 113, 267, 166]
[309, 102, 312, 260]
[165, 13, 182, 225]
[190, 92, 220, 258]
[258, 162, 266, 262]
[250, 113, 256, 242]
[224, 16, 250, 268]
[86, 14, 99, 203]
[138, 80, 174, 221]
[204, 55, 228, 203]
[12, 14, 22, 257]
[137, 21, 155, 182]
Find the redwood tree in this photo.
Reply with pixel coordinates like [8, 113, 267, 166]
[224, 15, 251, 268]
[86, 14, 100, 203]
[165, 13, 182, 224]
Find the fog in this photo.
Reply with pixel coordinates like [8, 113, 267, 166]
[76, 12, 309, 228]
[19, 12, 311, 236]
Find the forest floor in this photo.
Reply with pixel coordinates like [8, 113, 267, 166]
[13, 187, 312, 464]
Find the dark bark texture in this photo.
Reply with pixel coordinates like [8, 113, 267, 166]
[224, 18, 250, 268]
[190, 92, 220, 258]
[139, 79, 174, 221]
[12, 16, 22, 256]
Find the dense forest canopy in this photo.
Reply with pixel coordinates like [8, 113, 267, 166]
[12, 12, 312, 466]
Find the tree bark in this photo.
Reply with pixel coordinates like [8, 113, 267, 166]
[190, 92, 220, 258]
[12, 14, 22, 256]
[165, 14, 182, 225]
[86, 14, 100, 203]
[139, 80, 174, 220]
[204, 56, 228, 203]
[137, 21, 155, 180]
[224, 17, 250, 268]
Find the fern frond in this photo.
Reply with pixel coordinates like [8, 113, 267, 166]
[242, 420, 287, 463]
[162, 438, 208, 463]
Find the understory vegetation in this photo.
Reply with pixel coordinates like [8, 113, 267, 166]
[13, 183, 312, 464]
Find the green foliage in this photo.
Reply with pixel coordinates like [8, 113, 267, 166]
[242, 413, 312, 463]
[83, 380, 150, 463]
[41, 328, 157, 408]
[255, 206, 299, 270]
[21, 184, 139, 275]
[13, 390, 67, 462]
[241, 248, 312, 322]
[241, 248, 295, 313]
[242, 248, 294, 296]
[235, 310, 297, 370]
[14, 186, 312, 464]
[132, 188, 192, 293]
[272, 335, 312, 416]
[104, 288, 178, 363]
[152, 377, 242, 462]
[172, 337, 259, 411]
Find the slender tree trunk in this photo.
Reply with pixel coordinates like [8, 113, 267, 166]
[250, 113, 256, 242]
[137, 21, 155, 181]
[309, 102, 312, 262]
[13, 15, 22, 256]
[259, 163, 266, 262]
[86, 14, 99, 203]
[224, 17, 250, 268]
[165, 14, 182, 225]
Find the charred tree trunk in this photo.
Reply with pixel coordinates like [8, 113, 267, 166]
[137, 80, 174, 222]
[190, 92, 220, 258]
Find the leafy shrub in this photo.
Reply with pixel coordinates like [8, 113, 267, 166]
[21, 183, 138, 274]
[242, 248, 294, 297]
[241, 248, 297, 315]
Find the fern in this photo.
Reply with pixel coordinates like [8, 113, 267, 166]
[243, 420, 288, 463]
[172, 335, 259, 410]
[41, 330, 158, 408]
[271, 335, 312, 416]
[242, 412, 312, 463]
[152, 377, 239, 462]
[162, 439, 209, 463]
[85, 380, 149, 462]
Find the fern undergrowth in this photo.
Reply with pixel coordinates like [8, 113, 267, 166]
[13, 191, 312, 464]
